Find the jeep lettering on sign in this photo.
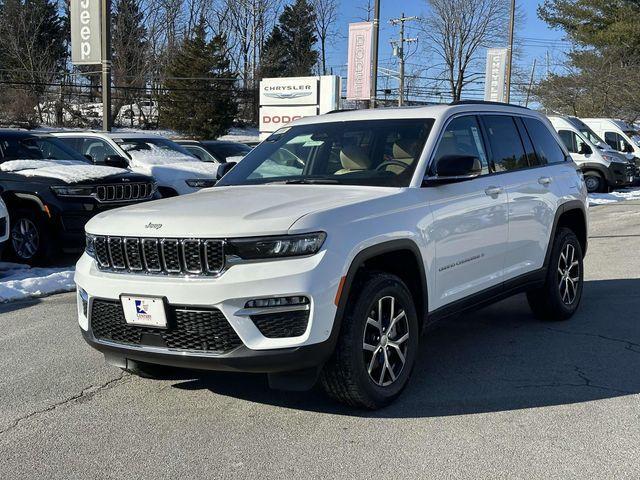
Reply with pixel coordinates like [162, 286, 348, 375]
[70, 0, 102, 65]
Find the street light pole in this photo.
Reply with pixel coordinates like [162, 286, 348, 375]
[370, 0, 381, 108]
[101, 0, 113, 131]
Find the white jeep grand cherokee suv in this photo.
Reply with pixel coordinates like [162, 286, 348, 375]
[76, 102, 588, 409]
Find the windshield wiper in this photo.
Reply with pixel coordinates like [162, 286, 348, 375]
[282, 178, 340, 185]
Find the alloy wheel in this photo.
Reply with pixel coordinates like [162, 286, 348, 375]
[557, 243, 580, 305]
[584, 176, 600, 193]
[11, 218, 40, 260]
[362, 295, 410, 387]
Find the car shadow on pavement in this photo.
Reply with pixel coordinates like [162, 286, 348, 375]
[171, 278, 640, 418]
[0, 297, 41, 314]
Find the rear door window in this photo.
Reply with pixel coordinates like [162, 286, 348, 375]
[482, 115, 529, 172]
[522, 117, 567, 164]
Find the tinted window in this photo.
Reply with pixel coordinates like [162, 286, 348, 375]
[0, 136, 88, 163]
[205, 143, 252, 160]
[558, 130, 578, 153]
[605, 132, 633, 152]
[483, 115, 528, 172]
[522, 117, 566, 164]
[431, 116, 489, 175]
[217, 119, 434, 188]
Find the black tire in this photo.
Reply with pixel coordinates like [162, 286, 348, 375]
[320, 272, 419, 409]
[123, 360, 175, 379]
[527, 227, 584, 321]
[8, 209, 54, 266]
[583, 171, 605, 193]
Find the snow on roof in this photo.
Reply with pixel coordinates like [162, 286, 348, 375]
[127, 146, 199, 167]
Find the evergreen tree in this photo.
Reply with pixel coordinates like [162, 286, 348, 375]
[112, 0, 149, 124]
[161, 18, 237, 138]
[260, 0, 319, 78]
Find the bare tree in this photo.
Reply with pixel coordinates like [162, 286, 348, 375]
[422, 0, 510, 101]
[310, 0, 339, 75]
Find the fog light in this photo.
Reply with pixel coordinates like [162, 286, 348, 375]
[79, 288, 89, 317]
[245, 296, 309, 309]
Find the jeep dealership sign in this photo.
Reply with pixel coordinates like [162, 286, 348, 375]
[259, 76, 340, 138]
[70, 0, 102, 65]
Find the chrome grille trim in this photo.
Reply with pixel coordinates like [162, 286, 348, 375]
[94, 235, 224, 276]
[95, 183, 153, 203]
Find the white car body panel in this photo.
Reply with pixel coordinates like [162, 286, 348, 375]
[582, 118, 640, 159]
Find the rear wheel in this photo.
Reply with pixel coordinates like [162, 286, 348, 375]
[321, 272, 419, 409]
[527, 227, 584, 321]
[583, 171, 605, 193]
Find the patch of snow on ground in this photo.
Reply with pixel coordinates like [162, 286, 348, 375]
[0, 263, 75, 303]
[589, 187, 640, 206]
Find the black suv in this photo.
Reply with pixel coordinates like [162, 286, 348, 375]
[0, 130, 156, 264]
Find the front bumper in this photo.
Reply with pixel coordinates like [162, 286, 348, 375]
[608, 162, 635, 187]
[75, 249, 343, 373]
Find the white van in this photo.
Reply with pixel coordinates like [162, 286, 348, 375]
[548, 116, 634, 193]
[582, 118, 640, 174]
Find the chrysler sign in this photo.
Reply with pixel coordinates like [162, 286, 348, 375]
[260, 78, 318, 106]
[71, 0, 102, 65]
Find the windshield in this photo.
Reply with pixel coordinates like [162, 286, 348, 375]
[567, 118, 607, 147]
[0, 136, 88, 163]
[217, 119, 434, 188]
[623, 130, 640, 147]
[116, 137, 195, 156]
[205, 143, 252, 160]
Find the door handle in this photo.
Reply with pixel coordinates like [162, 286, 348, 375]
[538, 176, 552, 186]
[484, 186, 503, 196]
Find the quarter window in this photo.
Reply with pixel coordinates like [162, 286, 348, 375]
[482, 115, 528, 172]
[431, 116, 489, 175]
[522, 117, 567, 164]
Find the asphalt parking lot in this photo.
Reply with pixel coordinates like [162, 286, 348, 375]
[1, 201, 639, 479]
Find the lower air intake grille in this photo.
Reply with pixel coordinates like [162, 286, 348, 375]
[90, 299, 243, 354]
[250, 310, 310, 338]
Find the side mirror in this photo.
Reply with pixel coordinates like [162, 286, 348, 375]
[578, 143, 592, 155]
[84, 154, 95, 163]
[423, 155, 482, 185]
[104, 155, 129, 169]
[216, 161, 237, 180]
[624, 143, 635, 154]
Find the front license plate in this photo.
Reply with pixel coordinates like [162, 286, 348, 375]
[121, 296, 167, 328]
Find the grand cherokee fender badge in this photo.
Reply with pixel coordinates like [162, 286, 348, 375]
[439, 253, 485, 272]
[145, 222, 163, 230]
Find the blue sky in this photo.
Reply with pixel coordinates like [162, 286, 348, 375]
[324, 0, 570, 103]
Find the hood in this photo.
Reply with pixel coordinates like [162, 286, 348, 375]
[0, 159, 132, 184]
[86, 184, 397, 237]
[148, 161, 219, 180]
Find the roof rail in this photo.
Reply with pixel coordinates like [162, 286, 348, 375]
[449, 100, 530, 110]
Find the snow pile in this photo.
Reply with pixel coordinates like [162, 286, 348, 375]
[0, 263, 75, 303]
[1, 160, 127, 183]
[589, 187, 640, 206]
[127, 146, 199, 167]
[151, 161, 219, 178]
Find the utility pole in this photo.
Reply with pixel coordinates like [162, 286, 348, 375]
[101, 0, 113, 131]
[390, 13, 418, 107]
[504, 0, 516, 104]
[369, 0, 381, 108]
[525, 58, 536, 107]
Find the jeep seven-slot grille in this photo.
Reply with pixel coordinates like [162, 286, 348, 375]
[90, 299, 242, 353]
[94, 236, 224, 275]
[96, 183, 154, 203]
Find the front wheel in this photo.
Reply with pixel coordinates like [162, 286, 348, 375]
[9, 210, 54, 265]
[583, 171, 605, 193]
[527, 227, 584, 321]
[321, 272, 419, 409]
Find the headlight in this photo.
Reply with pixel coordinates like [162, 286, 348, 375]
[227, 232, 326, 260]
[185, 179, 216, 188]
[51, 186, 94, 197]
[85, 234, 96, 258]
